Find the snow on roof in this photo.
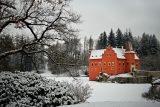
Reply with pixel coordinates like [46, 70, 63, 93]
[90, 48, 139, 60]
[112, 48, 126, 59]
[90, 49, 105, 59]
[135, 54, 139, 60]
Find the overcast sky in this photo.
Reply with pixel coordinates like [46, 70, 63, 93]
[71, 0, 160, 40]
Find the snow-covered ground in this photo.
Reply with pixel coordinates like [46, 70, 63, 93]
[46, 76, 150, 102]
[60, 101, 160, 107]
[40, 71, 160, 107]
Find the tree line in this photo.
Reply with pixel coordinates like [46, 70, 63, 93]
[0, 34, 45, 72]
[91, 28, 160, 71]
[0, 0, 160, 72]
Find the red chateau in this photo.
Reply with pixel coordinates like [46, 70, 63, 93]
[89, 45, 140, 81]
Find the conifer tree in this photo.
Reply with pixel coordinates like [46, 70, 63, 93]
[108, 29, 116, 47]
[96, 33, 103, 49]
[140, 33, 150, 56]
[123, 30, 133, 47]
[96, 31, 108, 49]
[88, 36, 94, 49]
[116, 28, 123, 48]
[149, 34, 159, 55]
[102, 31, 108, 48]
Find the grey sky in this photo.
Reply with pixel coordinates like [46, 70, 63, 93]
[71, 0, 160, 40]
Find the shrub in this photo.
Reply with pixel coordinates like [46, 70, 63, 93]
[96, 72, 110, 82]
[0, 71, 79, 106]
[66, 79, 92, 103]
[142, 85, 160, 102]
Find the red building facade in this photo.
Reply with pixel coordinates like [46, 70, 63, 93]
[89, 46, 140, 80]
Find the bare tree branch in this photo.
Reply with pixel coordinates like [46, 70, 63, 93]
[0, 49, 22, 60]
[0, 0, 80, 62]
[0, 1, 16, 10]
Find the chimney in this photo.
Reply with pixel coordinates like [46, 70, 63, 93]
[126, 41, 133, 51]
[121, 46, 124, 49]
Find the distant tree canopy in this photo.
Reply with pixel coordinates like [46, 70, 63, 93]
[116, 28, 124, 48]
[96, 29, 134, 49]
[88, 36, 94, 50]
[95, 28, 160, 71]
[96, 31, 107, 49]
[0, 34, 45, 72]
[108, 29, 116, 47]
[47, 36, 81, 75]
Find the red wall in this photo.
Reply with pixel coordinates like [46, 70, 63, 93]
[117, 59, 127, 74]
[102, 47, 117, 75]
[89, 47, 140, 81]
[89, 59, 102, 80]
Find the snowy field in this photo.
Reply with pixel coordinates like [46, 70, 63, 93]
[40, 72, 160, 107]
[60, 101, 160, 107]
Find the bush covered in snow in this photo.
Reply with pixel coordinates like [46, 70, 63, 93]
[0, 71, 79, 106]
[66, 80, 92, 103]
[142, 85, 160, 102]
[96, 72, 110, 82]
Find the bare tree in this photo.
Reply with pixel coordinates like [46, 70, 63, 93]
[0, 0, 80, 60]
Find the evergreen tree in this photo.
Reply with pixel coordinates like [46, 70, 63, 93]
[88, 36, 94, 49]
[123, 30, 133, 47]
[102, 31, 108, 48]
[149, 34, 159, 55]
[128, 30, 134, 43]
[140, 33, 150, 56]
[96, 33, 103, 49]
[96, 31, 108, 49]
[108, 29, 116, 47]
[116, 28, 123, 48]
[132, 36, 141, 51]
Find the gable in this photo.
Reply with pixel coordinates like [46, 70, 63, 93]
[90, 49, 105, 59]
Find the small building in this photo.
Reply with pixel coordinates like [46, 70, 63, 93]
[89, 45, 140, 81]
